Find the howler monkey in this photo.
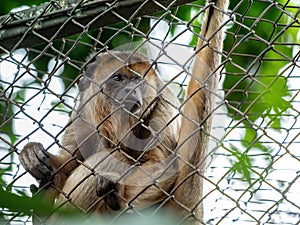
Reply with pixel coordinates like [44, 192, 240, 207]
[19, 0, 229, 224]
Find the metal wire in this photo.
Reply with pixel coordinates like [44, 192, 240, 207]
[0, 0, 299, 224]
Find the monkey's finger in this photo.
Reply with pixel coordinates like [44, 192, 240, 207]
[104, 191, 120, 211]
[95, 175, 114, 197]
[96, 175, 120, 211]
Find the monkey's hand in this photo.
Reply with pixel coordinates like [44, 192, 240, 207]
[96, 174, 121, 211]
[19, 142, 53, 183]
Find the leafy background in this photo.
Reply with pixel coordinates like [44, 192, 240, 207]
[0, 0, 299, 223]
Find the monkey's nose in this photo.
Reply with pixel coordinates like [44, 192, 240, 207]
[123, 99, 142, 114]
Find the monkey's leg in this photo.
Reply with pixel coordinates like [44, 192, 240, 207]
[97, 160, 177, 210]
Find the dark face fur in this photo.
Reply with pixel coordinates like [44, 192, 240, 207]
[101, 65, 146, 116]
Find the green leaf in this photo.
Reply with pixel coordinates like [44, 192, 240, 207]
[229, 144, 253, 184]
[0, 187, 51, 215]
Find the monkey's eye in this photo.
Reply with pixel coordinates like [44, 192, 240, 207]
[112, 74, 123, 82]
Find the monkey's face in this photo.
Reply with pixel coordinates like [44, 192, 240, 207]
[101, 66, 147, 116]
[81, 52, 159, 120]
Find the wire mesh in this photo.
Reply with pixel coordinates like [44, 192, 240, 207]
[0, 0, 299, 224]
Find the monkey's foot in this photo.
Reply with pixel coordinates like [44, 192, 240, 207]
[19, 142, 53, 182]
[96, 175, 120, 211]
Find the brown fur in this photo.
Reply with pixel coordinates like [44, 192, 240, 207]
[19, 0, 229, 224]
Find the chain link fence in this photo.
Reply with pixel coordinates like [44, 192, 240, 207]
[0, 0, 299, 224]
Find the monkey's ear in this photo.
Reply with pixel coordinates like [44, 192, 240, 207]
[78, 54, 100, 91]
[77, 75, 90, 91]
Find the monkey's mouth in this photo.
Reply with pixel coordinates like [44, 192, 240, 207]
[123, 99, 142, 114]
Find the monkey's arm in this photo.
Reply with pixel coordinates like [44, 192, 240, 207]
[168, 0, 229, 221]
[19, 125, 81, 199]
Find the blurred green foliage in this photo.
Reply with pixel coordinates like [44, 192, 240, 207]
[0, 0, 50, 15]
